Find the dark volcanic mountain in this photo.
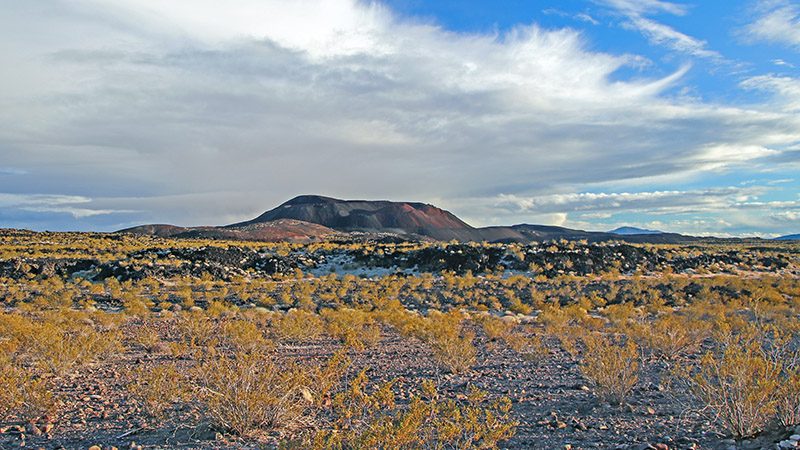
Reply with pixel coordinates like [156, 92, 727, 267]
[119, 194, 703, 244]
[776, 234, 800, 241]
[228, 195, 482, 241]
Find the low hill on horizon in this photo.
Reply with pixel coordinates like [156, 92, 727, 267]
[119, 218, 338, 243]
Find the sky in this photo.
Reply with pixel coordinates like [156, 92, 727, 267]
[0, 0, 799, 237]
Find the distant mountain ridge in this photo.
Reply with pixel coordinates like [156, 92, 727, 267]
[776, 234, 800, 241]
[119, 195, 704, 244]
[609, 226, 664, 235]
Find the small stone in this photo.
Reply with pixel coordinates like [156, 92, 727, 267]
[88, 446, 102, 450]
[790, 435, 800, 441]
[301, 387, 314, 403]
[645, 406, 656, 415]
[654, 444, 669, 450]
[27, 422, 42, 436]
[564, 445, 573, 450]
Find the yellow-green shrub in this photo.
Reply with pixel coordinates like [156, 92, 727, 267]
[425, 310, 477, 374]
[269, 309, 324, 342]
[580, 333, 639, 405]
[321, 308, 381, 351]
[299, 374, 517, 449]
[128, 363, 186, 419]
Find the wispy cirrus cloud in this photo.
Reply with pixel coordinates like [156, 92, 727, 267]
[0, 168, 28, 176]
[0, 194, 134, 219]
[465, 186, 771, 218]
[743, 0, 800, 49]
[593, 0, 721, 59]
[543, 8, 600, 25]
[741, 74, 800, 111]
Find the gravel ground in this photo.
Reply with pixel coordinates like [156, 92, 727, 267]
[6, 320, 787, 450]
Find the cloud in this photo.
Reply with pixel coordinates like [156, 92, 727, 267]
[448, 185, 800, 236]
[543, 8, 600, 25]
[741, 74, 800, 111]
[0, 168, 28, 176]
[0, 193, 135, 220]
[744, 0, 800, 49]
[594, 0, 689, 15]
[484, 187, 773, 216]
[575, 13, 601, 25]
[0, 0, 797, 234]
[594, 0, 720, 59]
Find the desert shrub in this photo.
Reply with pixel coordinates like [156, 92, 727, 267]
[193, 351, 347, 436]
[633, 313, 711, 360]
[195, 353, 312, 435]
[269, 309, 324, 342]
[218, 319, 272, 354]
[538, 305, 583, 357]
[476, 315, 545, 360]
[21, 317, 121, 376]
[508, 296, 533, 314]
[125, 320, 165, 353]
[682, 332, 781, 438]
[321, 308, 381, 351]
[122, 295, 152, 316]
[756, 318, 800, 428]
[580, 333, 639, 405]
[207, 300, 235, 317]
[776, 367, 800, 427]
[174, 312, 219, 352]
[602, 302, 644, 326]
[128, 363, 187, 419]
[303, 350, 351, 406]
[0, 312, 30, 354]
[376, 305, 429, 339]
[479, 315, 517, 343]
[298, 374, 517, 449]
[0, 357, 54, 422]
[425, 310, 477, 374]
